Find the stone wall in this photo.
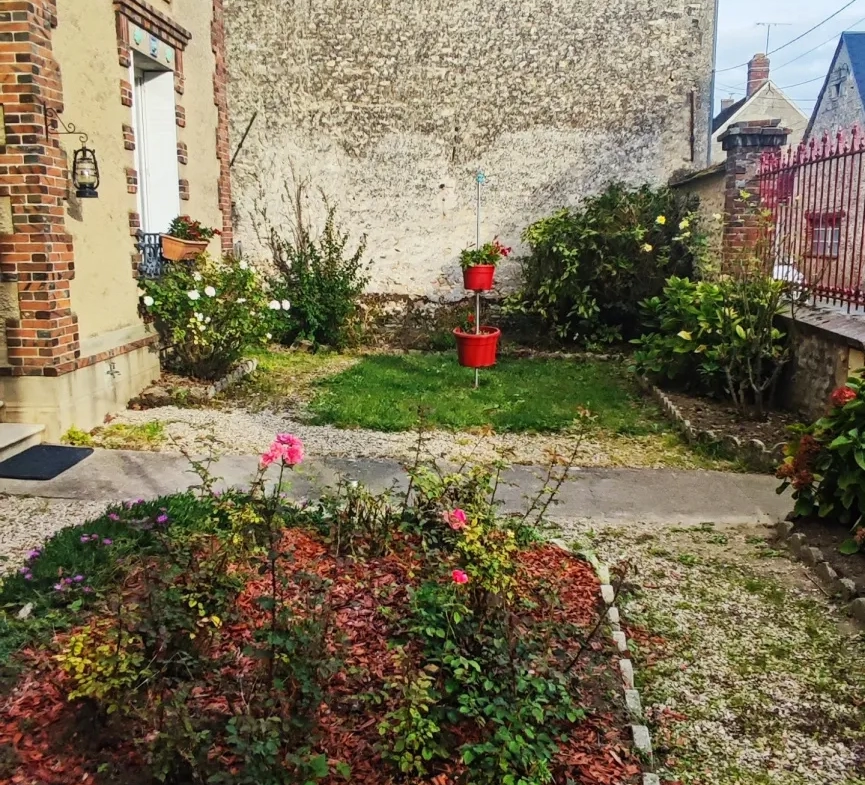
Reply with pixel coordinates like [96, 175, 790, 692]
[225, 0, 718, 299]
[780, 306, 865, 420]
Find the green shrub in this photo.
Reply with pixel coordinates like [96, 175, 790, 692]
[778, 381, 865, 551]
[141, 254, 282, 380]
[507, 183, 705, 345]
[632, 271, 789, 416]
[266, 206, 369, 349]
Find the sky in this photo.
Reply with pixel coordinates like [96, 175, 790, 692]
[714, 0, 865, 120]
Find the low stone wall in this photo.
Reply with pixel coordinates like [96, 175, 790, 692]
[779, 305, 865, 421]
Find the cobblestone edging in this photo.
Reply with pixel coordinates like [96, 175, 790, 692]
[551, 540, 658, 784]
[204, 358, 258, 399]
[636, 375, 785, 471]
[775, 520, 865, 625]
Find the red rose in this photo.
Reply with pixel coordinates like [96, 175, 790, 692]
[830, 386, 857, 407]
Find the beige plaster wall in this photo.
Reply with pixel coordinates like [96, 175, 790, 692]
[173, 0, 223, 244]
[672, 168, 725, 252]
[53, 0, 223, 349]
[54, 0, 141, 344]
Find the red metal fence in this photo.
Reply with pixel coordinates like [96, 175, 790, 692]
[758, 128, 865, 312]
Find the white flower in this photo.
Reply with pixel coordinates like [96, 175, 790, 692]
[142, 295, 154, 307]
[195, 312, 204, 322]
[187, 290, 200, 301]
[193, 272, 202, 282]
[204, 286, 216, 297]
[239, 260, 249, 270]
[268, 300, 281, 310]
[679, 219, 690, 230]
[265, 332, 272, 340]
[281, 299, 291, 311]
[205, 316, 211, 324]
[712, 213, 722, 221]
[237, 297, 247, 304]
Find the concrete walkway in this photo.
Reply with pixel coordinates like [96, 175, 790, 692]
[0, 449, 791, 525]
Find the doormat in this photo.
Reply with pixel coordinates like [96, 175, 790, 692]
[0, 445, 94, 481]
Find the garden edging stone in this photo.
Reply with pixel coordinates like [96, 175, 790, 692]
[636, 376, 785, 471]
[774, 519, 865, 619]
[550, 540, 657, 781]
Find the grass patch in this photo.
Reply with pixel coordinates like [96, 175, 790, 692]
[62, 422, 165, 450]
[308, 354, 668, 434]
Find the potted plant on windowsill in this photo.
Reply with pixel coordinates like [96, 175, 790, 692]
[453, 312, 501, 368]
[460, 238, 511, 291]
[161, 215, 221, 262]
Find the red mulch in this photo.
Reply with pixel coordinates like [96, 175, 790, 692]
[0, 532, 641, 785]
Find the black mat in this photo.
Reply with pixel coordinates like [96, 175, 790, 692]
[0, 444, 94, 481]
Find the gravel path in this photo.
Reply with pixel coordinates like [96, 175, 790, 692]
[0, 496, 106, 575]
[559, 518, 865, 785]
[109, 405, 718, 469]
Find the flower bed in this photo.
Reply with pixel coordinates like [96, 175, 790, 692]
[0, 439, 639, 785]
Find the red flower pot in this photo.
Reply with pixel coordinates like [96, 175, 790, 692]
[453, 326, 501, 368]
[462, 265, 496, 291]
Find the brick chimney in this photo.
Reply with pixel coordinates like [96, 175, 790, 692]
[747, 54, 770, 97]
[721, 97, 736, 111]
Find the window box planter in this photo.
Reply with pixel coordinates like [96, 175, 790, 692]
[462, 264, 496, 291]
[453, 326, 501, 368]
[161, 234, 208, 262]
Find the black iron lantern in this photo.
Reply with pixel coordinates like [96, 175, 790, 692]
[41, 105, 100, 199]
[72, 145, 100, 199]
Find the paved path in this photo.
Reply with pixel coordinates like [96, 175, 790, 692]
[0, 449, 791, 525]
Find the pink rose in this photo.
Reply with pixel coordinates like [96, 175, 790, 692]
[452, 569, 469, 585]
[445, 508, 468, 530]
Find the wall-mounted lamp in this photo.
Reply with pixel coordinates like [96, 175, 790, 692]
[41, 105, 100, 199]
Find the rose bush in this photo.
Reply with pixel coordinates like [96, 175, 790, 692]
[141, 255, 288, 380]
[777, 379, 865, 551]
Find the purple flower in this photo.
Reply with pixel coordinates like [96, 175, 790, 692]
[53, 583, 64, 592]
[102, 538, 113, 546]
[18, 567, 29, 575]
[156, 514, 169, 524]
[82, 586, 93, 594]
[108, 513, 120, 522]
[73, 575, 84, 583]
[80, 535, 91, 543]
[24, 573, 33, 581]
[26, 549, 41, 560]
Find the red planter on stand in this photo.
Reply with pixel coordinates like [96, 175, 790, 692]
[453, 327, 501, 368]
[462, 265, 496, 291]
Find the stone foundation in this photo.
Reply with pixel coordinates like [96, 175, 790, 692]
[0, 340, 160, 441]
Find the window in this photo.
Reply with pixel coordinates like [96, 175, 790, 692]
[806, 212, 844, 258]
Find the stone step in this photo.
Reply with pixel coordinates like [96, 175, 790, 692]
[0, 423, 45, 463]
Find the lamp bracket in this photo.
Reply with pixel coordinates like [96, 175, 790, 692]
[41, 105, 88, 145]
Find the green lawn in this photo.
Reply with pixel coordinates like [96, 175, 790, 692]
[308, 354, 667, 434]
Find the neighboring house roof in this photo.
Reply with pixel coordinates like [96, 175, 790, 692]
[805, 32, 865, 140]
[712, 81, 806, 138]
[712, 97, 747, 133]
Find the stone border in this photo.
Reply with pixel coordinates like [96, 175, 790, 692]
[551, 540, 658, 783]
[636, 375, 785, 471]
[204, 358, 258, 399]
[774, 520, 865, 624]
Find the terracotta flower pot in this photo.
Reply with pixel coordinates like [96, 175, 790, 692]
[462, 264, 496, 291]
[453, 326, 501, 368]
[161, 235, 209, 262]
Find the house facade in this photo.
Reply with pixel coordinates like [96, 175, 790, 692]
[711, 55, 808, 162]
[805, 32, 865, 142]
[0, 0, 232, 439]
[224, 0, 719, 300]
